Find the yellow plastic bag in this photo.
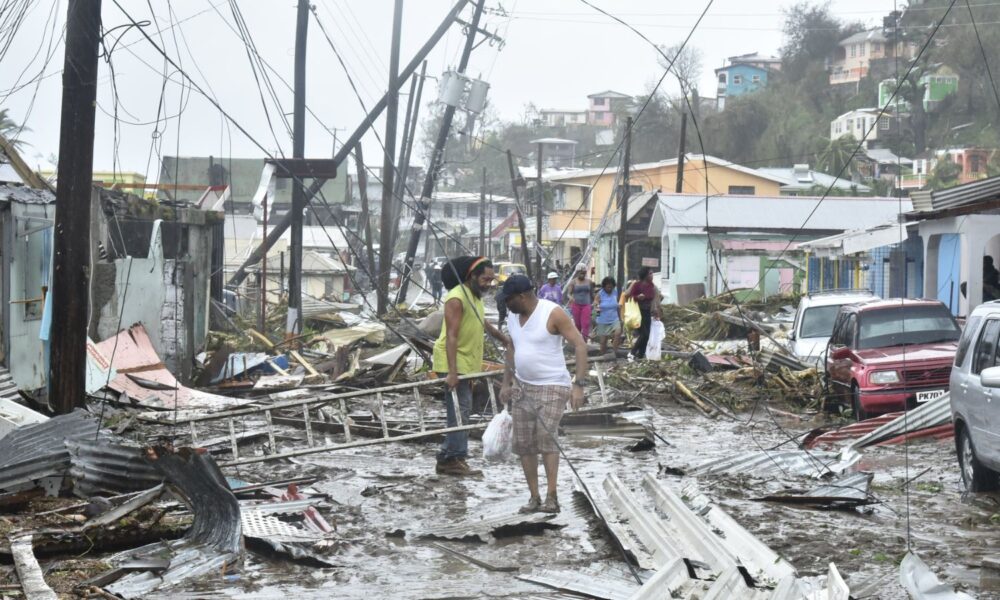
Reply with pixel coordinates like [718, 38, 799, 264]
[623, 298, 641, 331]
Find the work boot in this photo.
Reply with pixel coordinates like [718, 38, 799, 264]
[436, 458, 482, 477]
[539, 494, 560, 514]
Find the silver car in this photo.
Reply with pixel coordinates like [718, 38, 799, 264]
[950, 301, 1000, 491]
[788, 289, 876, 367]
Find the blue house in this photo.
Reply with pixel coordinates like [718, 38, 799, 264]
[714, 53, 780, 110]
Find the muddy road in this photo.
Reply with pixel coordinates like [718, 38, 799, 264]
[158, 393, 996, 599]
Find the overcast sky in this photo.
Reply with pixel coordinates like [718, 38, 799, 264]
[2, 0, 904, 183]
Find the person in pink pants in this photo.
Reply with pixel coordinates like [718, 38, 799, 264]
[567, 267, 594, 339]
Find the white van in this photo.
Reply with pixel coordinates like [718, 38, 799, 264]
[788, 289, 877, 367]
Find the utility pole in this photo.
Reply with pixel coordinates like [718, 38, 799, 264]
[355, 144, 377, 286]
[479, 167, 486, 255]
[287, 0, 309, 338]
[675, 112, 687, 193]
[228, 0, 470, 290]
[50, 0, 101, 414]
[506, 150, 533, 281]
[616, 117, 632, 287]
[488, 192, 494, 259]
[390, 61, 428, 264]
[378, 0, 404, 316]
[396, 0, 486, 302]
[535, 142, 543, 283]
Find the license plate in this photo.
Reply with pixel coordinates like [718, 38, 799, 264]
[916, 389, 946, 403]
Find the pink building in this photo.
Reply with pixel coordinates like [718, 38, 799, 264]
[586, 90, 632, 127]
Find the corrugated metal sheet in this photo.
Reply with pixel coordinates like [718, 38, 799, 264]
[0, 411, 99, 494]
[66, 439, 164, 497]
[929, 174, 1000, 211]
[417, 512, 561, 542]
[519, 566, 642, 600]
[900, 552, 975, 599]
[759, 472, 873, 508]
[804, 413, 901, 448]
[689, 449, 855, 479]
[105, 447, 242, 599]
[848, 392, 952, 450]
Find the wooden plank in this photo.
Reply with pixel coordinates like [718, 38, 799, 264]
[290, 350, 320, 377]
[247, 329, 276, 349]
[10, 534, 58, 600]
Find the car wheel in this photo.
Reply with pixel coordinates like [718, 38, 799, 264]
[957, 426, 999, 493]
[851, 384, 870, 422]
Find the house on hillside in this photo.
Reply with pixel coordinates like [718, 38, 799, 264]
[859, 147, 913, 186]
[900, 147, 996, 190]
[829, 29, 918, 87]
[757, 164, 871, 195]
[587, 91, 632, 127]
[714, 52, 781, 110]
[878, 69, 958, 112]
[538, 109, 588, 128]
[829, 108, 900, 148]
[648, 193, 907, 304]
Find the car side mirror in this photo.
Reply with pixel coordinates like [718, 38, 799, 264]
[788, 332, 796, 340]
[981, 366, 1000, 388]
[829, 346, 851, 360]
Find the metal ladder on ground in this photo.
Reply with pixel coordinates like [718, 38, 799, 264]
[141, 361, 614, 468]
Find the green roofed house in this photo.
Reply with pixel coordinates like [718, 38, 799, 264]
[878, 68, 959, 112]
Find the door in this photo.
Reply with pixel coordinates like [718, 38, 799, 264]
[964, 319, 1000, 458]
[827, 313, 857, 398]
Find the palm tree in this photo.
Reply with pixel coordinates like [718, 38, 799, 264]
[818, 135, 858, 179]
[0, 109, 28, 149]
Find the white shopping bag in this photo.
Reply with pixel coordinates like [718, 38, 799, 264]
[482, 409, 513, 462]
[646, 321, 665, 360]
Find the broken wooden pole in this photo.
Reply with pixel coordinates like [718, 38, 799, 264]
[11, 534, 58, 600]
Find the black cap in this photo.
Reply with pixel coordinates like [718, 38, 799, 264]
[497, 274, 533, 304]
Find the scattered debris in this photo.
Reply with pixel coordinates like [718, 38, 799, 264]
[10, 534, 58, 600]
[415, 511, 562, 543]
[900, 552, 975, 600]
[758, 472, 874, 510]
[689, 449, 857, 479]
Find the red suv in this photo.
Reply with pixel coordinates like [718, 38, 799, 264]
[825, 299, 961, 420]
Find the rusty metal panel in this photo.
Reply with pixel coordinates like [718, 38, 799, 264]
[66, 439, 164, 497]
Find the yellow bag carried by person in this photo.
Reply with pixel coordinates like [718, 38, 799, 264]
[623, 298, 641, 331]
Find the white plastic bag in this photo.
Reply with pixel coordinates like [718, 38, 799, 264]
[482, 409, 513, 461]
[646, 321, 665, 360]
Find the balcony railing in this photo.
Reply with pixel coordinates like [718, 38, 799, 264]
[898, 173, 926, 189]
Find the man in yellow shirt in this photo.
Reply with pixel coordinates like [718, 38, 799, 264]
[433, 256, 509, 476]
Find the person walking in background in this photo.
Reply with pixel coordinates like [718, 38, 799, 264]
[538, 272, 563, 304]
[430, 264, 444, 304]
[593, 277, 622, 356]
[433, 256, 509, 476]
[568, 267, 594, 339]
[624, 267, 661, 360]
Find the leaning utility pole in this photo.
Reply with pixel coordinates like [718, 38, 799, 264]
[377, 0, 404, 316]
[479, 167, 486, 255]
[616, 117, 632, 287]
[396, 0, 486, 302]
[287, 0, 309, 337]
[355, 144, 377, 285]
[675, 112, 687, 193]
[506, 150, 533, 281]
[227, 0, 470, 290]
[50, 0, 102, 414]
[535, 142, 544, 283]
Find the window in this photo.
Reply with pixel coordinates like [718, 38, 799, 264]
[728, 185, 755, 195]
[718, 73, 727, 84]
[22, 226, 52, 320]
[593, 97, 607, 106]
[873, 42, 882, 54]
[973, 319, 1000, 374]
[594, 111, 606, 120]
[466, 203, 478, 218]
[858, 305, 961, 350]
[800, 305, 845, 339]
[443, 203, 453, 218]
[879, 116, 890, 130]
[971, 155, 982, 173]
[751, 74, 761, 84]
[733, 74, 743, 85]
[495, 204, 509, 218]
[860, 43, 866, 57]
[955, 316, 984, 367]
[850, 44, 857, 58]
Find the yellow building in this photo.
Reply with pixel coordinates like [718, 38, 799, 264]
[542, 154, 788, 263]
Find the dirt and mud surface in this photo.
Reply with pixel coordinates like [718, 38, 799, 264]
[149, 390, 1000, 599]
